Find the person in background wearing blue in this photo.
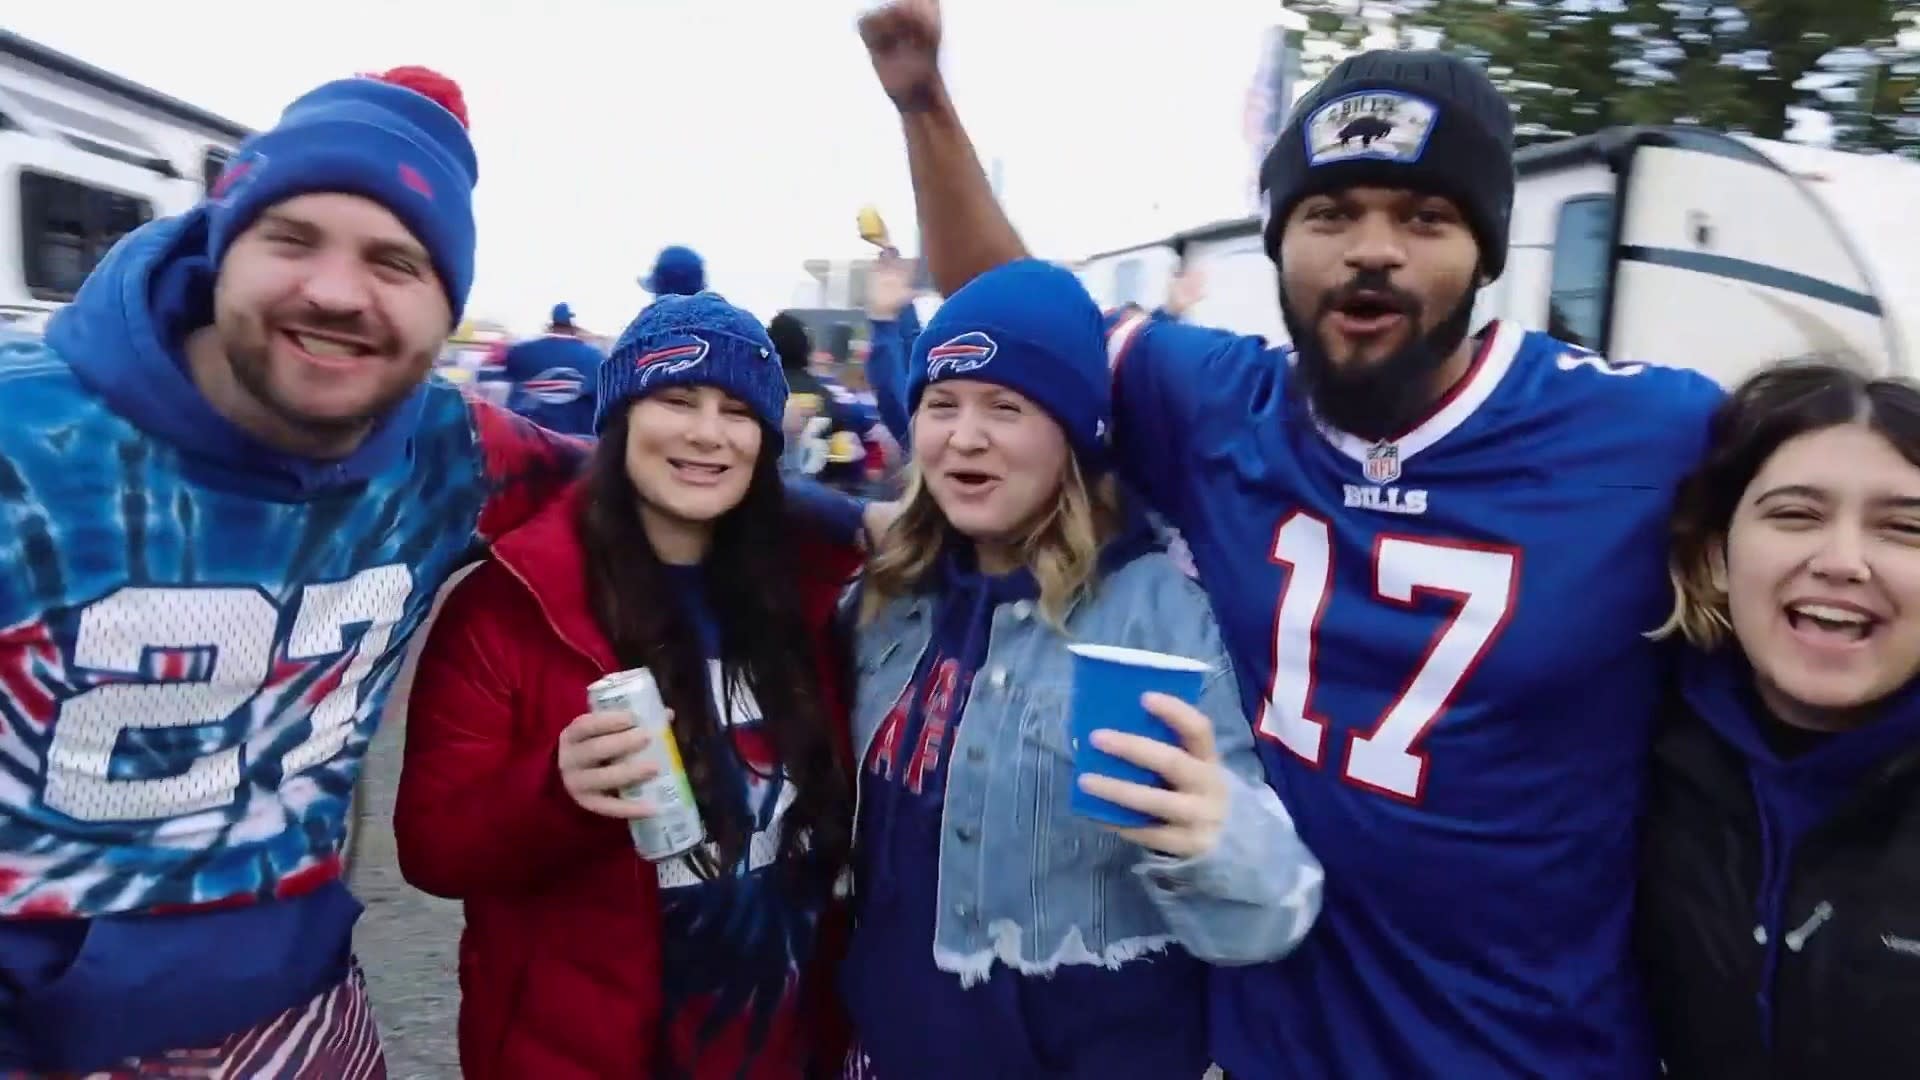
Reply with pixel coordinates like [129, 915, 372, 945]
[861, 250, 922, 452]
[773, 311, 889, 496]
[848, 247, 925, 498]
[840, 260, 1323, 1080]
[500, 301, 605, 436]
[1640, 361, 1920, 1080]
[643, 244, 708, 300]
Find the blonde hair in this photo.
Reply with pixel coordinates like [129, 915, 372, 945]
[861, 454, 1123, 628]
[1650, 543, 1732, 649]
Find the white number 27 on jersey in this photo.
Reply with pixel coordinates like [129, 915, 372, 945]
[42, 565, 412, 823]
[1257, 512, 1518, 802]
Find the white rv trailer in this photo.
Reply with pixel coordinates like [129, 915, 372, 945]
[1075, 126, 1920, 385]
[0, 31, 252, 334]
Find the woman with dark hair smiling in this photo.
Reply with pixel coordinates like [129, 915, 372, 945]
[394, 293, 859, 1079]
[1641, 360, 1920, 1079]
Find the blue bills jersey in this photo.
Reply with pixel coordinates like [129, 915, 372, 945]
[1103, 313, 1723, 1079]
[0, 343, 580, 918]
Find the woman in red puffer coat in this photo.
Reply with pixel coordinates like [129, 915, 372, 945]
[395, 293, 860, 1079]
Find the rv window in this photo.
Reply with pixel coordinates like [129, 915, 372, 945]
[19, 171, 154, 302]
[204, 148, 232, 194]
[1548, 195, 1614, 349]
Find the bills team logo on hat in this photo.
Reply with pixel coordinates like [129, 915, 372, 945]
[397, 162, 435, 199]
[1305, 91, 1438, 167]
[1364, 439, 1402, 485]
[634, 336, 711, 386]
[209, 150, 268, 206]
[926, 331, 998, 379]
[522, 366, 587, 405]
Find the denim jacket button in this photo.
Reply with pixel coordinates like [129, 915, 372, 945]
[955, 825, 977, 843]
[966, 746, 986, 764]
[987, 667, 1009, 690]
[953, 903, 973, 919]
[1011, 600, 1034, 621]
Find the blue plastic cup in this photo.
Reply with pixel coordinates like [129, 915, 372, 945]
[1066, 643, 1211, 828]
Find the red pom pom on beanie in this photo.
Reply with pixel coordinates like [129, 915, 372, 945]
[368, 65, 468, 128]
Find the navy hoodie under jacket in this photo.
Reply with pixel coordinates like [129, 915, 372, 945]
[843, 511, 1211, 1078]
[1678, 646, 1920, 1040]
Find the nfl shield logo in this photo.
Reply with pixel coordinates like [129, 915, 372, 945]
[1364, 441, 1401, 484]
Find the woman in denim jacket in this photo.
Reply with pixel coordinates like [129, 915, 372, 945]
[840, 261, 1323, 1079]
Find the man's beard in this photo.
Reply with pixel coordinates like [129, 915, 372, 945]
[1282, 270, 1477, 443]
[223, 309, 417, 447]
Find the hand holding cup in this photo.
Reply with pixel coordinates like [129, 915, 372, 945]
[1077, 692, 1229, 859]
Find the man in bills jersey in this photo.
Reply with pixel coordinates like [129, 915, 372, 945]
[0, 68, 582, 1074]
[860, 3, 1724, 1077]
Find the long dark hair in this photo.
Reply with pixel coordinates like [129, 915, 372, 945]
[1658, 359, 1920, 647]
[579, 406, 851, 897]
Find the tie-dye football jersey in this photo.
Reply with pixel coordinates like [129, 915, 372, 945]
[0, 347, 582, 918]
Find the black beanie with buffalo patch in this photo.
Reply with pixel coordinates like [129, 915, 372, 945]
[1260, 49, 1515, 279]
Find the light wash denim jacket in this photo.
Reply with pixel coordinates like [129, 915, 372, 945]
[849, 548, 1324, 985]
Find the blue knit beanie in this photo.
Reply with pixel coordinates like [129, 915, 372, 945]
[643, 245, 707, 297]
[596, 292, 788, 442]
[907, 259, 1111, 471]
[205, 70, 479, 324]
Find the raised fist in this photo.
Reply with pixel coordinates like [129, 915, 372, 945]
[866, 253, 917, 321]
[1165, 265, 1208, 319]
[858, 0, 943, 112]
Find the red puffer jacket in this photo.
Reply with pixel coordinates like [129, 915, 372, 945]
[393, 481, 860, 1080]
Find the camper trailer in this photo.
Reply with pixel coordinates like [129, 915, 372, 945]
[1076, 126, 1919, 385]
[0, 31, 251, 335]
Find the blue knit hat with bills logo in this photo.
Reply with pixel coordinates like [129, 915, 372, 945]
[596, 292, 789, 440]
[907, 258, 1111, 472]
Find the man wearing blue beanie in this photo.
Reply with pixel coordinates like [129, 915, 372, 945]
[0, 66, 586, 1076]
[643, 244, 708, 298]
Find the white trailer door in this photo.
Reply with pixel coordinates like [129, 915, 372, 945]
[1609, 129, 1898, 385]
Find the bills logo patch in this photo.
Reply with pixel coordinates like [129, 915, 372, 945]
[1364, 440, 1402, 485]
[208, 151, 267, 205]
[521, 366, 587, 405]
[397, 162, 434, 199]
[633, 337, 711, 386]
[925, 331, 998, 380]
[1305, 91, 1438, 168]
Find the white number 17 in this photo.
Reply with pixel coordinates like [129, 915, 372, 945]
[43, 565, 412, 823]
[1257, 512, 1518, 802]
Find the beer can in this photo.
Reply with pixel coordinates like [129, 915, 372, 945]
[587, 668, 705, 862]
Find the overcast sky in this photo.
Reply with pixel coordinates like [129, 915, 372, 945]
[11, 1, 1291, 333]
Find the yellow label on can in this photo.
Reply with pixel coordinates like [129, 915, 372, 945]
[659, 723, 691, 789]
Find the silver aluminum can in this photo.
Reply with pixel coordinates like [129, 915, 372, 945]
[586, 668, 705, 862]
